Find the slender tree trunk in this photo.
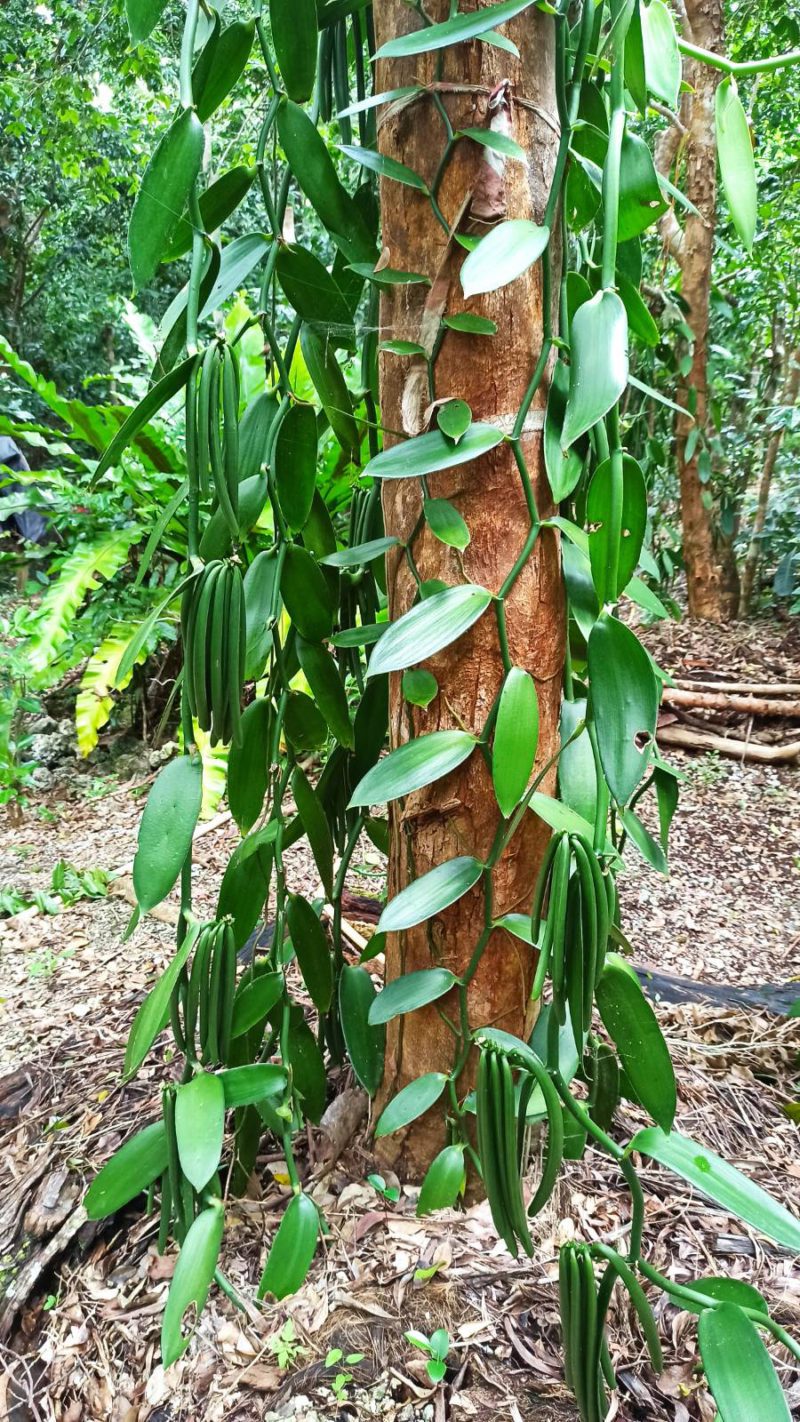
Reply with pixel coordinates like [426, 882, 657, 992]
[739, 349, 800, 615]
[373, 3, 565, 1177]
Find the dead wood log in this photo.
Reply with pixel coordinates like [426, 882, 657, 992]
[657, 724, 800, 763]
[673, 679, 800, 697]
[663, 688, 800, 717]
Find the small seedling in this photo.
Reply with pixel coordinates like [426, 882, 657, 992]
[267, 1318, 308, 1370]
[404, 1327, 450, 1384]
[325, 1348, 365, 1399]
[367, 1172, 399, 1203]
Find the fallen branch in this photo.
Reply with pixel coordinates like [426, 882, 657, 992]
[663, 688, 800, 717]
[657, 725, 800, 764]
[673, 678, 800, 697]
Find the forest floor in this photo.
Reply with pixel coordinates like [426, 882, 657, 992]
[1, 617, 799, 1422]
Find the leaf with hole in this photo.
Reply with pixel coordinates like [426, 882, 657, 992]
[175, 1072, 225, 1191]
[492, 667, 539, 817]
[618, 132, 667, 242]
[586, 454, 647, 603]
[716, 77, 757, 251]
[588, 613, 658, 805]
[339, 966, 385, 1095]
[461, 220, 549, 298]
[374, 1073, 448, 1136]
[436, 400, 472, 444]
[368, 584, 492, 677]
[129, 109, 204, 289]
[562, 290, 629, 448]
[377, 856, 482, 934]
[162, 1206, 224, 1366]
[629, 1128, 800, 1252]
[350, 729, 475, 807]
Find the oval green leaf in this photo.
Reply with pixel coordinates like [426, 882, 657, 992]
[417, 1144, 466, 1215]
[369, 968, 457, 1026]
[270, 0, 317, 102]
[85, 1120, 168, 1219]
[300, 323, 359, 456]
[296, 636, 353, 749]
[587, 454, 648, 603]
[424, 497, 470, 549]
[162, 1205, 224, 1366]
[377, 855, 482, 934]
[595, 955, 676, 1131]
[641, 0, 681, 108]
[544, 360, 584, 501]
[588, 613, 658, 805]
[364, 423, 503, 480]
[339, 965, 386, 1095]
[716, 77, 757, 251]
[231, 972, 284, 1039]
[349, 729, 475, 808]
[340, 144, 428, 193]
[374, 0, 535, 58]
[286, 892, 333, 1012]
[258, 1192, 319, 1300]
[492, 667, 539, 818]
[367, 584, 492, 678]
[281, 544, 334, 642]
[175, 1072, 226, 1191]
[227, 698, 272, 832]
[129, 109, 204, 289]
[561, 290, 629, 449]
[461, 220, 549, 299]
[374, 1072, 448, 1137]
[292, 765, 334, 899]
[275, 404, 318, 534]
[698, 1302, 791, 1422]
[133, 756, 202, 913]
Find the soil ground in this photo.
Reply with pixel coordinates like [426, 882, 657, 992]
[0, 617, 798, 1421]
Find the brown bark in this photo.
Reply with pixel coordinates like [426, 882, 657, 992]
[373, 3, 565, 1176]
[739, 349, 800, 616]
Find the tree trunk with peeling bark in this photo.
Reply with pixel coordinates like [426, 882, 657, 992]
[372, 3, 565, 1179]
[739, 349, 800, 616]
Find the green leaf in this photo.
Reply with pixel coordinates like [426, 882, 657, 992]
[93, 356, 195, 483]
[716, 78, 757, 251]
[200, 233, 271, 317]
[683, 1276, 768, 1316]
[443, 313, 497, 336]
[227, 699, 271, 833]
[275, 404, 318, 534]
[126, 0, 168, 43]
[231, 973, 284, 1038]
[381, 340, 428, 356]
[285, 692, 329, 751]
[350, 263, 430, 286]
[377, 856, 482, 934]
[286, 893, 333, 1012]
[129, 109, 204, 289]
[369, 968, 457, 1025]
[339, 966, 385, 1095]
[417, 1145, 466, 1215]
[629, 1129, 800, 1253]
[163, 165, 256, 262]
[219, 1062, 286, 1108]
[544, 361, 584, 501]
[625, 1, 647, 116]
[461, 220, 549, 298]
[133, 757, 202, 913]
[374, 1073, 448, 1136]
[162, 1205, 224, 1366]
[217, 826, 275, 948]
[292, 765, 335, 898]
[287, 1019, 326, 1123]
[595, 955, 675, 1131]
[436, 400, 472, 444]
[194, 20, 254, 122]
[528, 791, 596, 844]
[557, 699, 596, 824]
[699, 1303, 791, 1422]
[641, 0, 681, 108]
[562, 290, 629, 448]
[620, 806, 669, 874]
[281, 544, 334, 642]
[277, 100, 375, 265]
[350, 729, 475, 808]
[124, 924, 199, 1077]
[403, 669, 438, 707]
[492, 668, 539, 818]
[588, 613, 658, 805]
[275, 245, 354, 342]
[375, 0, 535, 57]
[85, 1121, 168, 1219]
[175, 1072, 225, 1190]
[424, 497, 470, 549]
[364, 423, 503, 480]
[368, 585, 493, 677]
[270, 0, 317, 102]
[321, 536, 400, 567]
[340, 144, 428, 192]
[300, 323, 359, 456]
[618, 132, 667, 242]
[244, 548, 281, 680]
[618, 272, 659, 347]
[458, 127, 526, 162]
[296, 637, 353, 748]
[258, 1192, 319, 1300]
[587, 454, 647, 603]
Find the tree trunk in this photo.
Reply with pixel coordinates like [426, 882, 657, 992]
[373, 4, 565, 1177]
[739, 349, 800, 615]
[674, 0, 737, 621]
